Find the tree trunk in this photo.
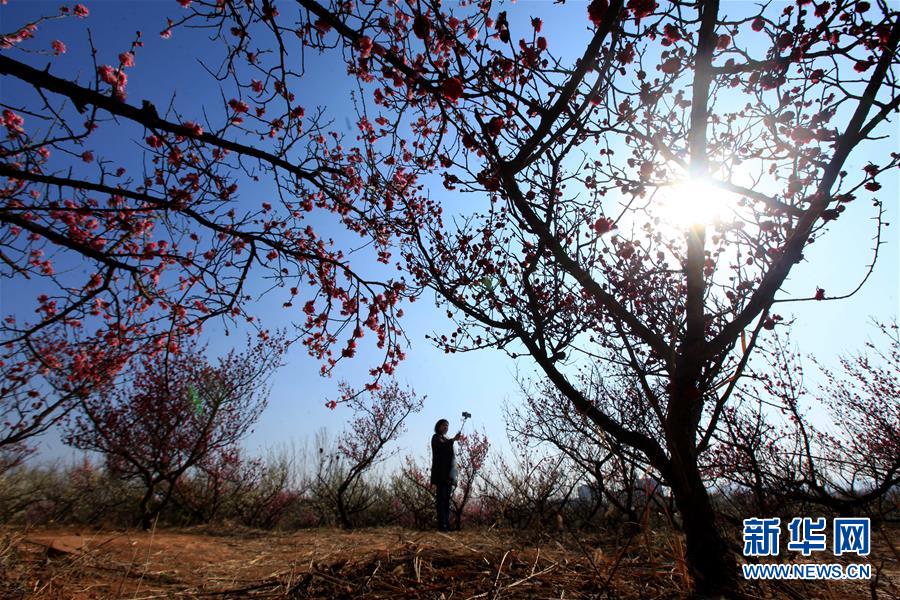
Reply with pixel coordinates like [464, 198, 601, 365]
[668, 453, 738, 598]
[137, 485, 156, 530]
[336, 483, 352, 528]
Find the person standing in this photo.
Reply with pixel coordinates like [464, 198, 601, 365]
[431, 419, 459, 532]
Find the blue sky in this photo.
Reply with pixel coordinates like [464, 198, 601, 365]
[2, 1, 897, 470]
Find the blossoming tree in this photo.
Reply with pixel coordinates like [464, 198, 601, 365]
[714, 322, 899, 520]
[0, 2, 409, 457]
[3, 0, 898, 594]
[64, 333, 284, 529]
[223, 0, 894, 593]
[314, 380, 422, 528]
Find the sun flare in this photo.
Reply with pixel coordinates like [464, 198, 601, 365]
[655, 178, 732, 230]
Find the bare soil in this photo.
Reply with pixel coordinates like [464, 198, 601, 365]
[1, 525, 896, 599]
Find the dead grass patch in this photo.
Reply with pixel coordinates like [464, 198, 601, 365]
[0, 525, 895, 599]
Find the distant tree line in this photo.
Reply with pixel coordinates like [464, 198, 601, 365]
[1, 322, 896, 537]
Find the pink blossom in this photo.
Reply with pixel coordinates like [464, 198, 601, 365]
[357, 36, 373, 59]
[97, 65, 118, 85]
[228, 99, 249, 113]
[182, 121, 203, 136]
[2, 109, 25, 134]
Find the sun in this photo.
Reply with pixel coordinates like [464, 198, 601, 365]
[655, 177, 733, 230]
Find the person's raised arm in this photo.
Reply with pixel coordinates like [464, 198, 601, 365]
[433, 433, 453, 447]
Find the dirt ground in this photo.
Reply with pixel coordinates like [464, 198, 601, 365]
[1, 525, 897, 599]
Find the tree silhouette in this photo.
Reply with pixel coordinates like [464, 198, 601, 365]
[267, 0, 895, 593]
[714, 322, 899, 520]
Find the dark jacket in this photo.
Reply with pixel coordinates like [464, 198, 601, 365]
[430, 433, 455, 485]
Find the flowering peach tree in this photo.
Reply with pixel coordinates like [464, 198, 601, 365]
[318, 380, 422, 527]
[3, 1, 898, 593]
[0, 2, 409, 457]
[226, 0, 894, 593]
[713, 322, 899, 519]
[64, 333, 284, 528]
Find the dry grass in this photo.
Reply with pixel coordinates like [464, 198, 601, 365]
[0, 525, 896, 599]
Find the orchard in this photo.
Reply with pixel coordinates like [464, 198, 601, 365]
[1, 1, 898, 598]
